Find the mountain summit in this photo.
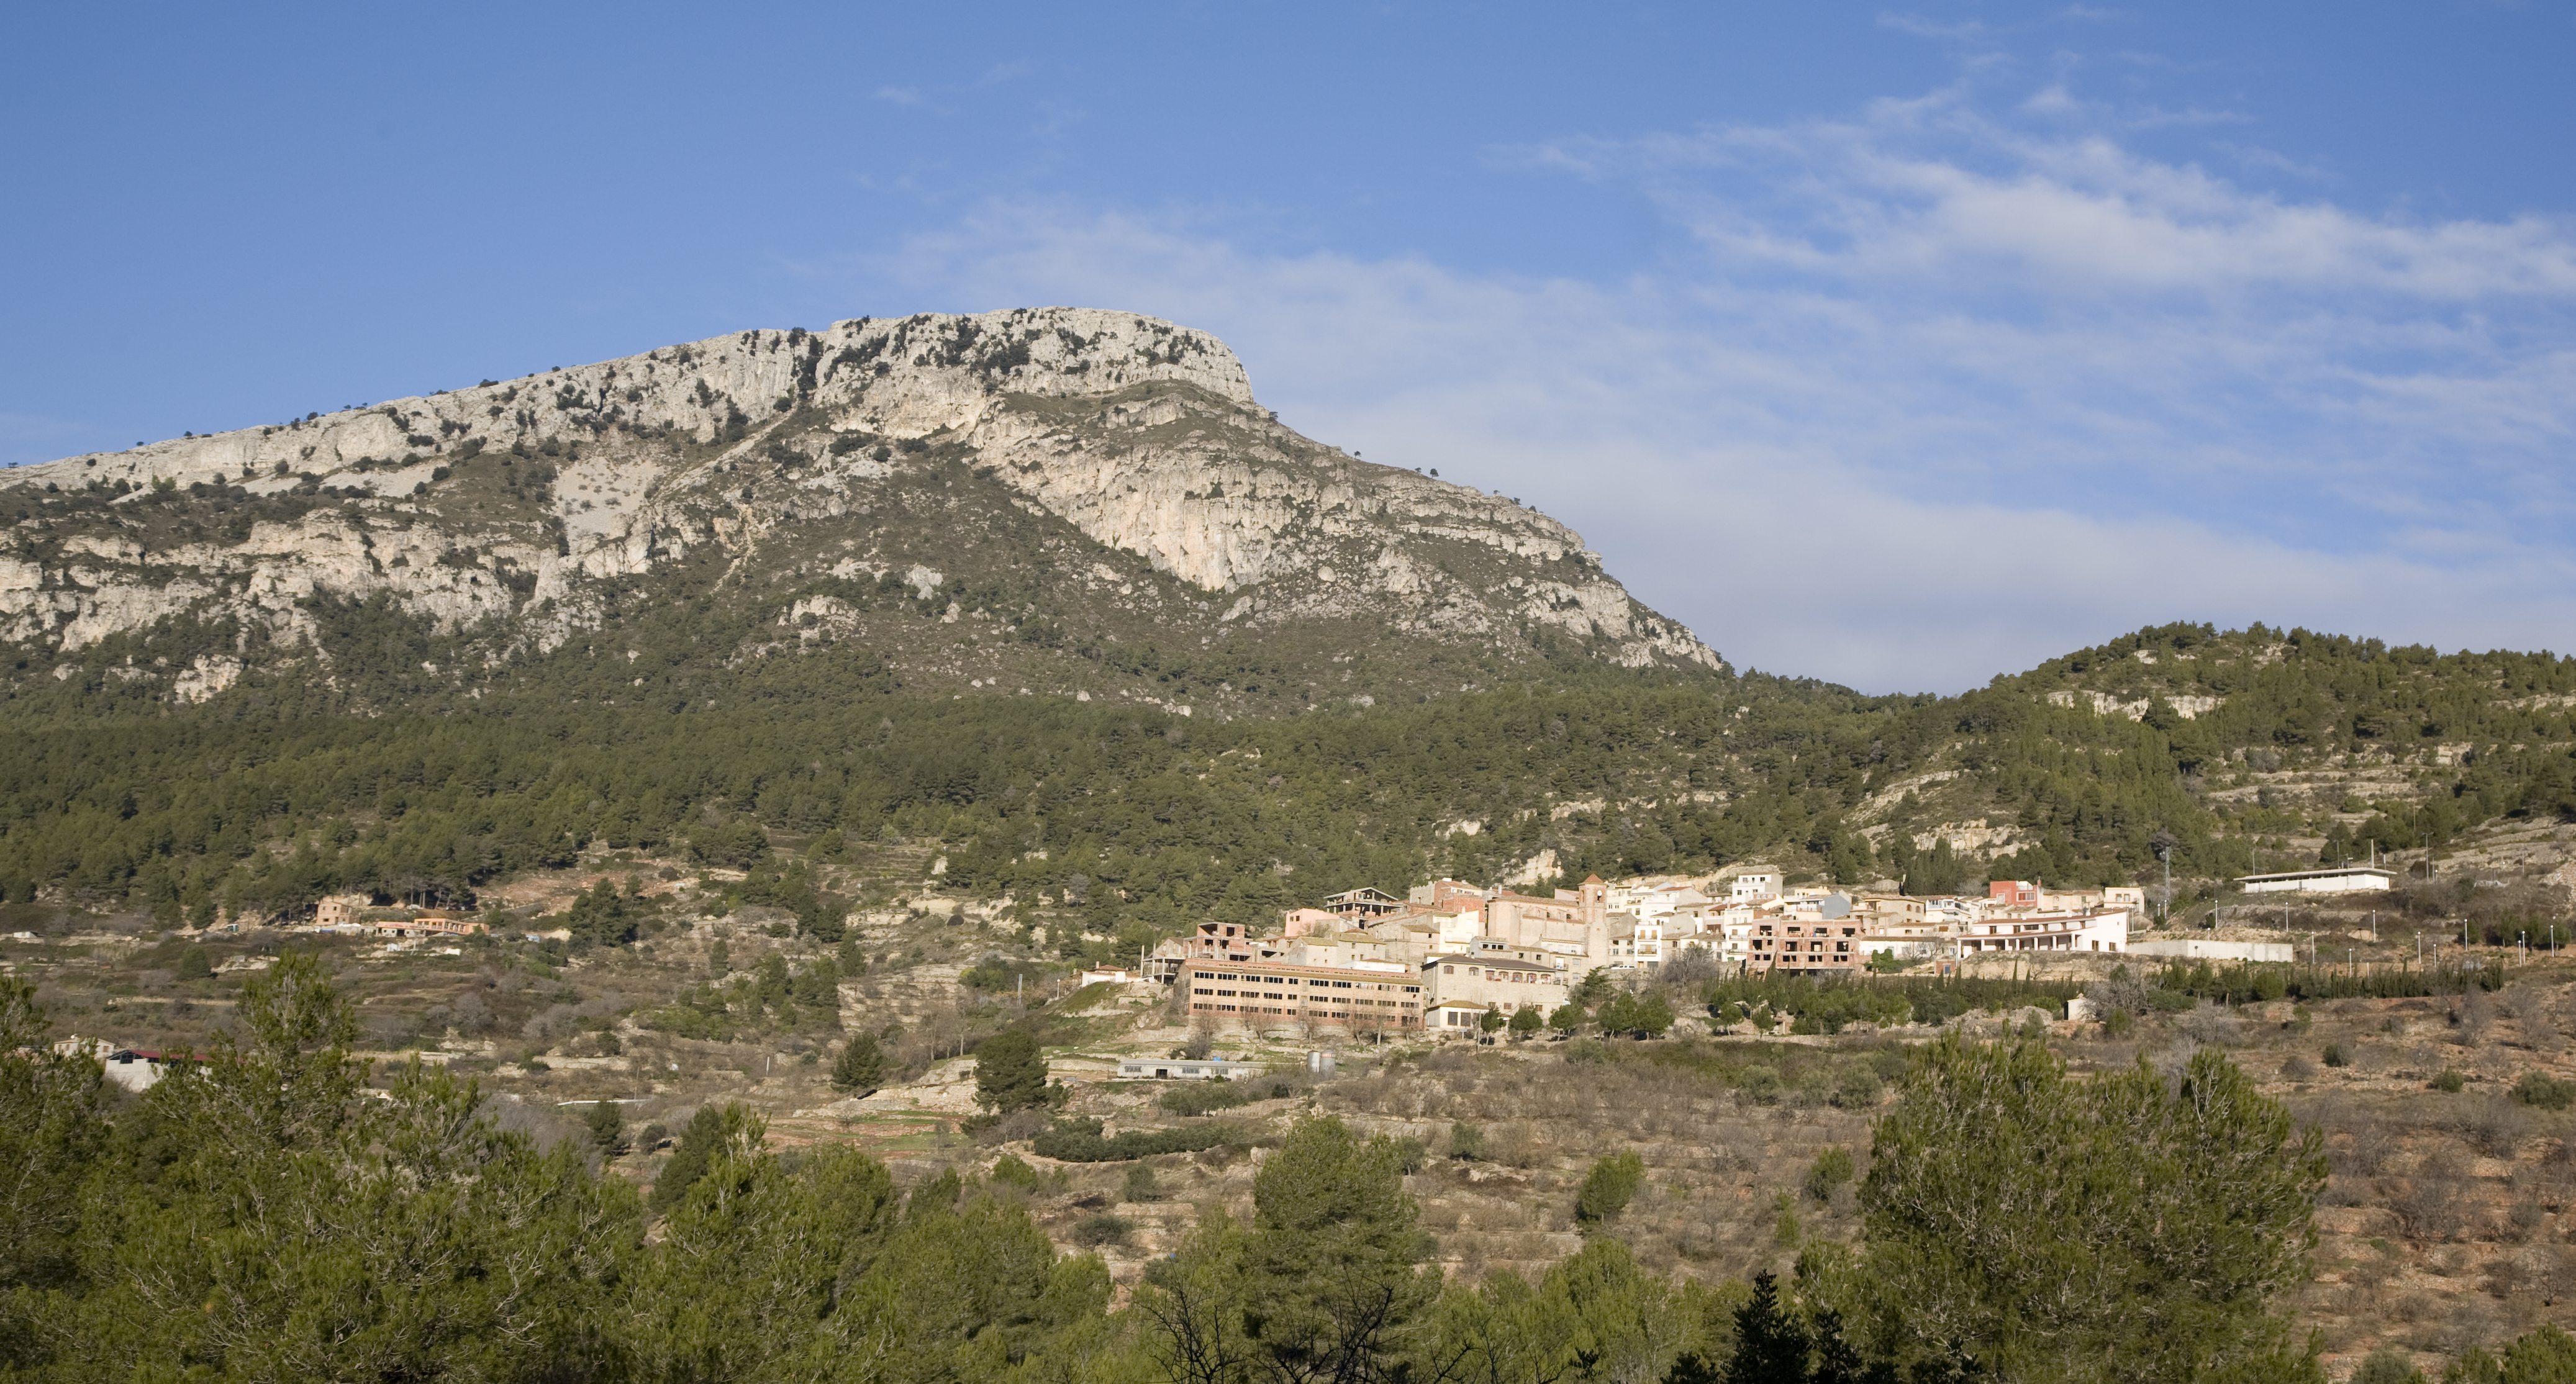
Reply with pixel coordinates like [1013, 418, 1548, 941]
[0, 308, 1717, 713]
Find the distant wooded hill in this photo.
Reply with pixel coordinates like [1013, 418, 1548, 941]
[4, 612, 2571, 941]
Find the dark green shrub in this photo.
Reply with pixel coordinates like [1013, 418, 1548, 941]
[1071, 1214, 1132, 1247]
[1805, 1146, 1856, 1203]
[1157, 1079, 1251, 1116]
[1574, 1150, 1646, 1224]
[2349, 1345, 2426, 1384]
[1830, 1064, 1884, 1110]
[1032, 1118, 1234, 1163]
[987, 1152, 1041, 1190]
[2513, 1072, 2575, 1111]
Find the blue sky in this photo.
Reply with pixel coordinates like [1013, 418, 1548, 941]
[7, 2, 2575, 692]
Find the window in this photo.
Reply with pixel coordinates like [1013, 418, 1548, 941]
[1443, 964, 1454, 974]
[1193, 988, 1212, 995]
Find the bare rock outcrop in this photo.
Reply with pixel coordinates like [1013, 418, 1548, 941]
[0, 307, 1721, 694]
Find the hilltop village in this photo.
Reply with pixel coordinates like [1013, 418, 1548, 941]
[1138, 871, 2162, 1037]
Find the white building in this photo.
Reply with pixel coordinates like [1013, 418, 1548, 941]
[1728, 872, 1782, 902]
[1421, 951, 1571, 1025]
[2128, 938, 2295, 963]
[2236, 867, 2395, 896]
[1115, 1057, 1271, 1080]
[1954, 909, 2131, 955]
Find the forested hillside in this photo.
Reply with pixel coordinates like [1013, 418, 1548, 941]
[4, 613, 2574, 941]
[4, 314, 2570, 938]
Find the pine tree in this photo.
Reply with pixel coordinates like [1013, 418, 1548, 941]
[973, 1028, 1050, 1112]
[651, 1103, 763, 1213]
[39, 957, 643, 1380]
[832, 1031, 884, 1096]
[1242, 1116, 1439, 1384]
[2501, 1326, 2576, 1384]
[1575, 1150, 1645, 1224]
[1725, 1272, 1811, 1384]
[1859, 1034, 2326, 1384]
[584, 1098, 627, 1155]
[0, 977, 106, 1369]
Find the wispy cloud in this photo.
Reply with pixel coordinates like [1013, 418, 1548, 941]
[1878, 12, 1987, 40]
[845, 80, 2576, 692]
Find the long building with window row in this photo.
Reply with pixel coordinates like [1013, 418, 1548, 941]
[1177, 959, 1425, 1028]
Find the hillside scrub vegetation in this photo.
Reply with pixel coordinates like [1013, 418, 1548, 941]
[16, 957, 2576, 1383]
[5, 622, 2576, 968]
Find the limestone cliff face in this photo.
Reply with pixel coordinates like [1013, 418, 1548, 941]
[0, 307, 1720, 700]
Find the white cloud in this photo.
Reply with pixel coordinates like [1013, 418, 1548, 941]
[1877, 12, 1989, 40]
[844, 87, 2576, 693]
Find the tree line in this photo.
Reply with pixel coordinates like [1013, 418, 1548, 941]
[4, 618, 2574, 947]
[21, 951, 2537, 1384]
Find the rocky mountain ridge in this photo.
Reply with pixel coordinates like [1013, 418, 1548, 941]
[0, 308, 1717, 710]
